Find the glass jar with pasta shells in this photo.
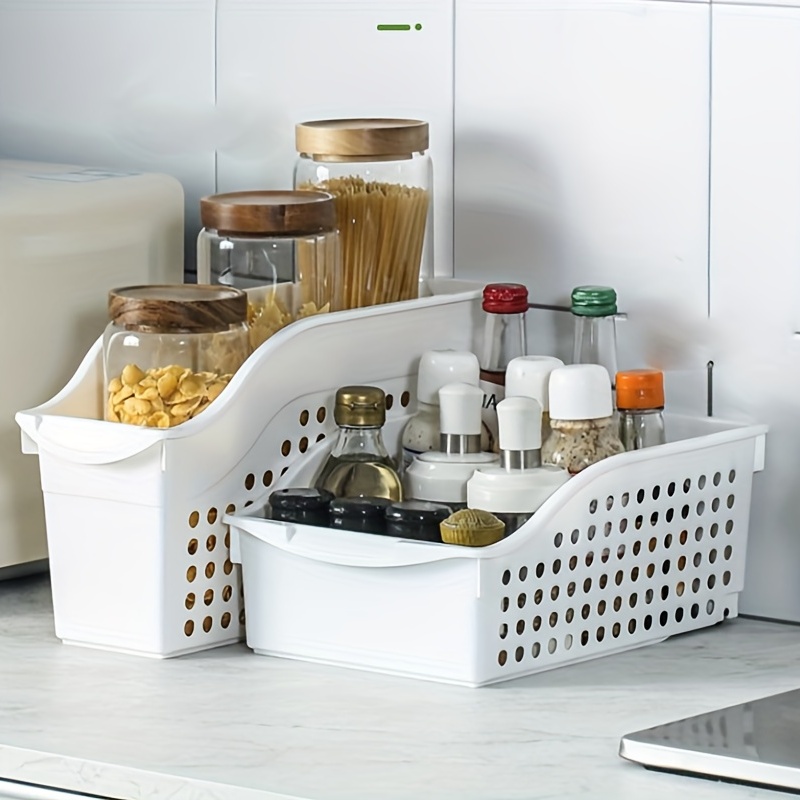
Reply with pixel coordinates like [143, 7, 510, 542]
[103, 285, 250, 428]
[196, 190, 342, 349]
[294, 118, 433, 309]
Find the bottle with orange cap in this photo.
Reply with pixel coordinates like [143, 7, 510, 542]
[616, 369, 666, 450]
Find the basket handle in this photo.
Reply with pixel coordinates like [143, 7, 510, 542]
[227, 515, 473, 568]
[15, 413, 162, 465]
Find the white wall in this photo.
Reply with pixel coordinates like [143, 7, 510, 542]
[1, 0, 798, 620]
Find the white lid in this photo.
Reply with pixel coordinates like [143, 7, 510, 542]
[497, 396, 542, 451]
[505, 355, 564, 411]
[438, 382, 483, 436]
[416, 350, 480, 404]
[467, 465, 570, 513]
[548, 364, 613, 420]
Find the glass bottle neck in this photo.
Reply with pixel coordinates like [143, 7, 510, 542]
[572, 314, 618, 387]
[330, 424, 391, 459]
[480, 311, 528, 374]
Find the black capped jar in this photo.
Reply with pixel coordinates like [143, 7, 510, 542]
[103, 284, 250, 428]
[329, 496, 392, 535]
[384, 500, 453, 543]
[269, 487, 334, 527]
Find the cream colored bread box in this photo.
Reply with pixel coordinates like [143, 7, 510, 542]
[1, 159, 184, 574]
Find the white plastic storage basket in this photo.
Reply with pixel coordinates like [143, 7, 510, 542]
[227, 414, 766, 687]
[15, 279, 484, 658]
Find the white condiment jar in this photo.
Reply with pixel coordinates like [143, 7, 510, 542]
[542, 364, 625, 475]
[400, 349, 488, 471]
[404, 383, 498, 506]
[467, 396, 569, 534]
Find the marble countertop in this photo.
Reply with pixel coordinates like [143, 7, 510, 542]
[1, 574, 800, 800]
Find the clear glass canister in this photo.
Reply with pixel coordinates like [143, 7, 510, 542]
[294, 118, 432, 309]
[197, 190, 341, 346]
[104, 285, 250, 428]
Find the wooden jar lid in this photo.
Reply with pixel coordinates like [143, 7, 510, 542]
[295, 118, 429, 160]
[109, 285, 247, 333]
[200, 190, 336, 235]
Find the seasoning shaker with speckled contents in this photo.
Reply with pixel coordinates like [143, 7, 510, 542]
[542, 364, 625, 475]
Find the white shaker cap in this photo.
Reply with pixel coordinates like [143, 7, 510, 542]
[416, 350, 480, 404]
[438, 382, 483, 436]
[505, 355, 564, 412]
[497, 396, 543, 451]
[548, 364, 613, 421]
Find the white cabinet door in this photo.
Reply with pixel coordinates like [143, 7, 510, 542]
[455, 0, 711, 412]
[710, 3, 800, 620]
[215, 0, 455, 277]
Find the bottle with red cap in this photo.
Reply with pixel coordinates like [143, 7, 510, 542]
[477, 282, 529, 449]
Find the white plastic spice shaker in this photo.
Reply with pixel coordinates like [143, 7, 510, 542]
[542, 364, 625, 475]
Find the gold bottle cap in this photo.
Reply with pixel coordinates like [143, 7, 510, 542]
[440, 508, 505, 547]
[334, 385, 387, 427]
[295, 118, 429, 161]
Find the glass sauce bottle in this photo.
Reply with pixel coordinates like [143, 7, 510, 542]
[314, 385, 403, 502]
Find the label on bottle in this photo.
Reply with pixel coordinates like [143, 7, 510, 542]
[479, 377, 503, 453]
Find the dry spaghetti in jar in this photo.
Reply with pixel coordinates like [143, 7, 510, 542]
[103, 285, 250, 427]
[294, 118, 432, 309]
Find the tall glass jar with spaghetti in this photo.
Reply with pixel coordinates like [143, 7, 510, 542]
[103, 285, 250, 428]
[294, 118, 432, 309]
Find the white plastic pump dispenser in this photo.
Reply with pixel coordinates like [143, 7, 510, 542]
[400, 349, 482, 470]
[467, 396, 569, 533]
[403, 382, 498, 506]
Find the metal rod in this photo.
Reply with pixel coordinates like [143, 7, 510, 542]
[707, 360, 714, 417]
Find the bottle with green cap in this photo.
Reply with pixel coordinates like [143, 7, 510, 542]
[570, 285, 619, 390]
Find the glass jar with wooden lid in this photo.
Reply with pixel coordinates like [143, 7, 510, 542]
[103, 285, 250, 428]
[294, 118, 432, 309]
[197, 189, 342, 346]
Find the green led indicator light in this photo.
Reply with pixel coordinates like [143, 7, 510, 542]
[376, 23, 422, 31]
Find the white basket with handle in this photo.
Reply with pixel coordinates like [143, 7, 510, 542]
[15, 279, 484, 658]
[226, 412, 767, 687]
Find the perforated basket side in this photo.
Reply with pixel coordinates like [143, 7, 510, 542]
[472, 424, 763, 685]
[21, 285, 481, 657]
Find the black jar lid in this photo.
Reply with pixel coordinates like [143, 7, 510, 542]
[329, 496, 393, 519]
[385, 500, 453, 525]
[269, 487, 334, 512]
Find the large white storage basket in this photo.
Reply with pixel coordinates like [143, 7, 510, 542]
[226, 412, 766, 687]
[15, 280, 485, 657]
